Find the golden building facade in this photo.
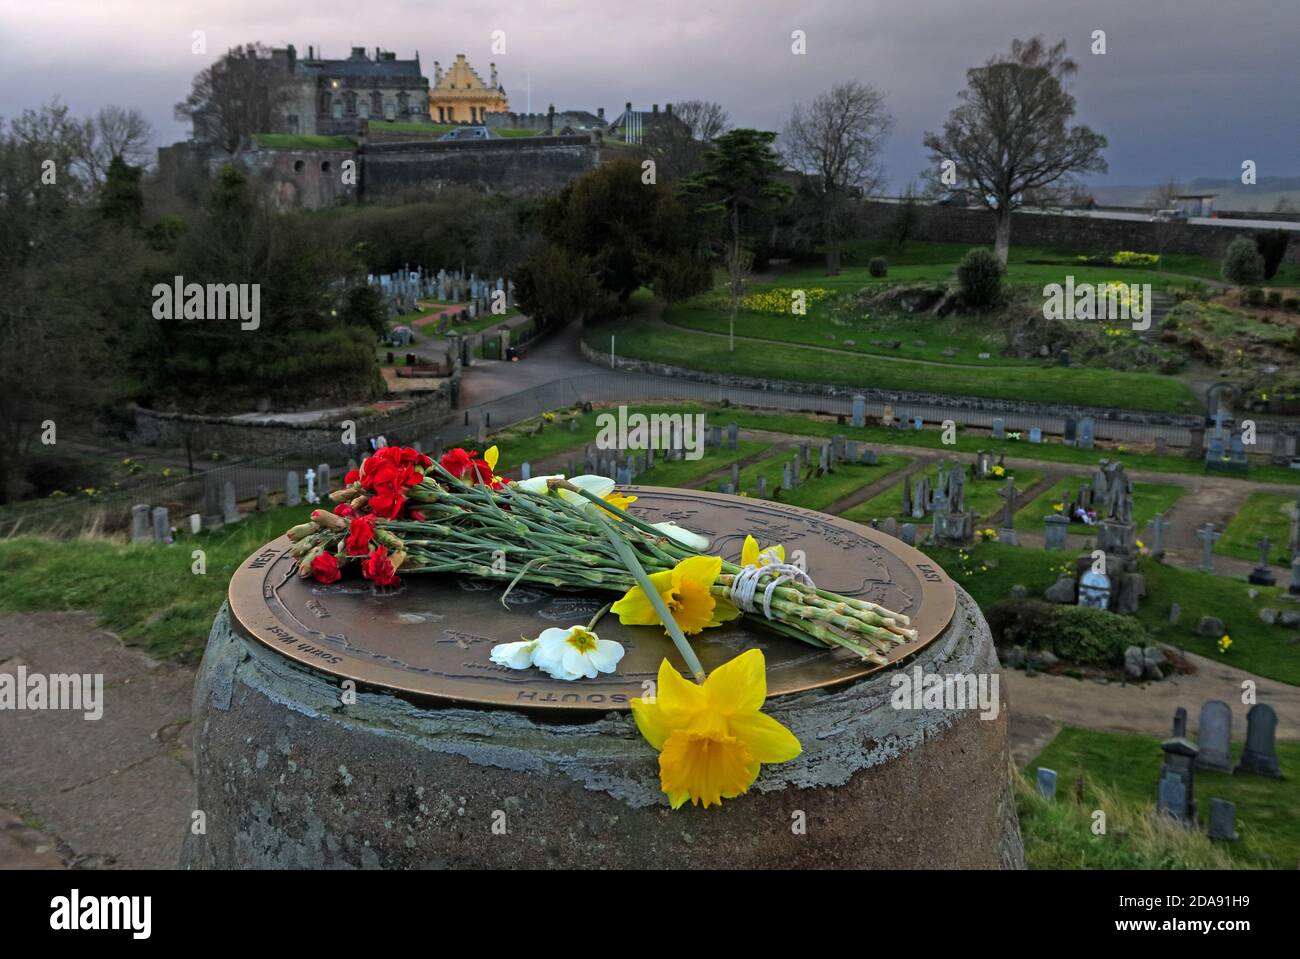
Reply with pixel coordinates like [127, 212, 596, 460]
[428, 54, 509, 123]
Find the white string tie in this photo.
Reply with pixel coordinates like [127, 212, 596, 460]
[729, 555, 816, 620]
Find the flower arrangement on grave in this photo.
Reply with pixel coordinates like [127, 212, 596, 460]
[285, 444, 916, 808]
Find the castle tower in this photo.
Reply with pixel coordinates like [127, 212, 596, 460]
[427, 53, 509, 124]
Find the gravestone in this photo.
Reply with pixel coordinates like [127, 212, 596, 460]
[131, 504, 151, 545]
[850, 395, 866, 428]
[1062, 418, 1077, 446]
[756, 475, 767, 499]
[1172, 706, 1187, 738]
[727, 423, 739, 450]
[913, 417, 923, 431]
[1077, 418, 1095, 450]
[1291, 557, 1300, 597]
[911, 476, 929, 520]
[151, 507, 171, 544]
[881, 405, 895, 428]
[1197, 524, 1220, 573]
[901, 477, 913, 517]
[1207, 798, 1239, 842]
[1036, 767, 1057, 800]
[1077, 569, 1110, 609]
[520, 461, 532, 481]
[1028, 427, 1042, 444]
[285, 472, 301, 508]
[317, 463, 331, 494]
[881, 517, 898, 538]
[1248, 537, 1277, 586]
[991, 418, 1006, 440]
[1146, 513, 1168, 559]
[1233, 704, 1281, 778]
[900, 523, 916, 547]
[256, 486, 269, 512]
[222, 482, 239, 525]
[1043, 514, 1069, 550]
[730, 463, 740, 489]
[861, 450, 877, 466]
[1157, 736, 1198, 825]
[1193, 700, 1233, 773]
[782, 462, 793, 491]
[189, 514, 202, 535]
[847, 440, 858, 462]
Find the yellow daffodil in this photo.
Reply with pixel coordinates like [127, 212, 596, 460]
[631, 650, 801, 809]
[602, 490, 638, 512]
[483, 446, 499, 471]
[740, 534, 784, 567]
[612, 555, 740, 635]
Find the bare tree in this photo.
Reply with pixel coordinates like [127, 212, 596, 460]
[1146, 176, 1183, 212]
[783, 81, 893, 275]
[645, 100, 729, 180]
[175, 43, 292, 153]
[923, 37, 1107, 266]
[78, 106, 155, 183]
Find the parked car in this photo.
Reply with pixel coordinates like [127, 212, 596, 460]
[1150, 208, 1189, 222]
[439, 126, 494, 141]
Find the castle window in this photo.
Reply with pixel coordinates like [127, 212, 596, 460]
[321, 160, 332, 173]
[293, 160, 304, 173]
[371, 91, 383, 116]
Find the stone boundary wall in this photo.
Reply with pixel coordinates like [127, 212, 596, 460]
[862, 201, 1300, 265]
[580, 338, 1203, 428]
[129, 378, 456, 456]
[361, 135, 597, 198]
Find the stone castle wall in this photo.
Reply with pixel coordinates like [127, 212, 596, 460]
[361, 134, 597, 199]
[862, 201, 1300, 264]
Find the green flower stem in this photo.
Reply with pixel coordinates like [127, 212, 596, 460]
[561, 485, 706, 683]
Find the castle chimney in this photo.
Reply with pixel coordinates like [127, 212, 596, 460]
[434, 61, 442, 84]
[376, 46, 381, 60]
[597, 107, 605, 121]
[652, 103, 658, 113]
[546, 104, 555, 135]
[490, 63, 498, 87]
[665, 102, 673, 116]
[287, 44, 296, 69]
[308, 45, 314, 59]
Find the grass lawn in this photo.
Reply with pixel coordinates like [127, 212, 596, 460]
[633, 441, 770, 488]
[771, 456, 913, 512]
[1014, 476, 1186, 532]
[1024, 726, 1300, 869]
[1216, 491, 1297, 567]
[841, 467, 1044, 526]
[0, 505, 307, 662]
[928, 542, 1299, 685]
[589, 318, 1199, 414]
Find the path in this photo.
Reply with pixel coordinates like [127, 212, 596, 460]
[0, 613, 195, 869]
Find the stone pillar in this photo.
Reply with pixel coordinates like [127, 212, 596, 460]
[183, 589, 1023, 869]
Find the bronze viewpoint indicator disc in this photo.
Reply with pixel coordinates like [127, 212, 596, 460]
[228, 487, 957, 712]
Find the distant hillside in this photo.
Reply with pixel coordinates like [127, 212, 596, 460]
[1091, 176, 1300, 212]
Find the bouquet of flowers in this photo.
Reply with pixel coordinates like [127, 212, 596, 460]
[285, 444, 916, 808]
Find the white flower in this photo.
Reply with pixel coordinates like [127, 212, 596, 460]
[512, 474, 564, 495]
[557, 474, 615, 506]
[489, 638, 540, 670]
[650, 521, 711, 551]
[531, 626, 625, 681]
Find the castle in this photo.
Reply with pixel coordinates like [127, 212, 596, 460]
[428, 54, 509, 123]
[266, 45, 431, 137]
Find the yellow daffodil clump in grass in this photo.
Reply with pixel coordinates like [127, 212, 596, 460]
[631, 651, 801, 809]
[612, 555, 740, 635]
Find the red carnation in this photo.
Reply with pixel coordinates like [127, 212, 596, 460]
[440, 448, 473, 480]
[310, 552, 342, 584]
[345, 515, 377, 556]
[362, 544, 400, 588]
[345, 469, 361, 485]
[334, 503, 356, 518]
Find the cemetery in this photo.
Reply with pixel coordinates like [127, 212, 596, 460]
[4, 4, 1300, 891]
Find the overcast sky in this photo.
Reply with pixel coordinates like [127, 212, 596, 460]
[1, 0, 1296, 188]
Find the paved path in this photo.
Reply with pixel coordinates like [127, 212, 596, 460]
[0, 613, 195, 869]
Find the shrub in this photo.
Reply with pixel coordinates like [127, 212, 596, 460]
[1051, 605, 1149, 667]
[1243, 287, 1265, 307]
[1254, 229, 1291, 280]
[984, 599, 1148, 667]
[956, 247, 1002, 308]
[1222, 237, 1266, 285]
[1284, 296, 1300, 312]
[1266, 290, 1283, 308]
[867, 257, 888, 278]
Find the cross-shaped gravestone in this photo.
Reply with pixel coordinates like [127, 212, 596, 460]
[1197, 523, 1221, 573]
[304, 468, 318, 505]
